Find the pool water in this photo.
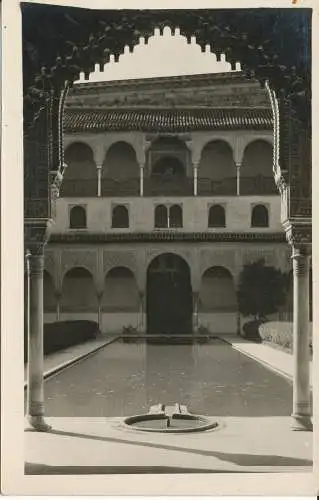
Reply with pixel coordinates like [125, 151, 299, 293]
[38, 338, 294, 417]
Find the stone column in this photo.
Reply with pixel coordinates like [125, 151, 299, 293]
[192, 292, 199, 333]
[97, 292, 103, 332]
[26, 247, 51, 432]
[291, 246, 312, 431]
[55, 291, 61, 322]
[97, 165, 102, 197]
[139, 291, 146, 332]
[236, 162, 241, 196]
[139, 163, 144, 197]
[193, 162, 199, 196]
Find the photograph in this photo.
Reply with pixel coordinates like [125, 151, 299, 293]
[1, 0, 318, 495]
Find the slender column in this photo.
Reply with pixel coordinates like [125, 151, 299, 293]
[193, 292, 199, 333]
[291, 246, 312, 431]
[139, 163, 144, 197]
[236, 162, 241, 196]
[26, 247, 51, 431]
[139, 291, 145, 332]
[55, 291, 61, 322]
[97, 292, 103, 331]
[193, 162, 199, 196]
[97, 165, 102, 197]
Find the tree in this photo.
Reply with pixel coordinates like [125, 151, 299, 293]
[237, 259, 288, 320]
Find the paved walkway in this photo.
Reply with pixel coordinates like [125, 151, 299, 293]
[218, 335, 313, 387]
[24, 335, 119, 387]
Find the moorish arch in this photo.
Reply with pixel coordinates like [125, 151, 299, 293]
[102, 140, 139, 178]
[102, 266, 139, 312]
[61, 267, 97, 312]
[199, 266, 237, 312]
[198, 140, 236, 195]
[146, 253, 193, 334]
[61, 142, 97, 197]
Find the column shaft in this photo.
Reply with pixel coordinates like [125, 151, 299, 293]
[193, 292, 199, 332]
[97, 166, 102, 197]
[26, 249, 51, 431]
[236, 163, 241, 196]
[193, 164, 198, 196]
[140, 164, 144, 197]
[291, 248, 312, 431]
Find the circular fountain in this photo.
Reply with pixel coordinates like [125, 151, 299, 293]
[123, 403, 220, 433]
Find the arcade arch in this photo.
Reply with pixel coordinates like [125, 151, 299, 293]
[198, 140, 236, 195]
[61, 267, 97, 312]
[102, 141, 139, 196]
[61, 142, 97, 197]
[199, 266, 237, 312]
[102, 267, 139, 311]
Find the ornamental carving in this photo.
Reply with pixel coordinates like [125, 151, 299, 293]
[61, 249, 98, 277]
[103, 250, 138, 276]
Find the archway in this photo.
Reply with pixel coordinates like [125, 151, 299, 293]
[61, 142, 97, 197]
[241, 140, 276, 195]
[61, 267, 97, 312]
[198, 140, 236, 195]
[146, 253, 193, 334]
[102, 141, 139, 196]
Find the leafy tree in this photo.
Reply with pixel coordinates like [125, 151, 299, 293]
[237, 259, 288, 320]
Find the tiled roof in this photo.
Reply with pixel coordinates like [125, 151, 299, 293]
[63, 108, 273, 133]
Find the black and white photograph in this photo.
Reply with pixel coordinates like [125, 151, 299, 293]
[1, 0, 318, 495]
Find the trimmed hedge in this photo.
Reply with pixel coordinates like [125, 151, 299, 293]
[258, 321, 313, 353]
[24, 320, 99, 362]
[242, 319, 265, 343]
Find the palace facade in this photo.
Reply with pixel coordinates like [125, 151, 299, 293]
[43, 71, 293, 335]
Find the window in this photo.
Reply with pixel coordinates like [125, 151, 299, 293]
[69, 205, 87, 228]
[169, 205, 183, 228]
[208, 205, 226, 228]
[155, 205, 168, 228]
[112, 205, 129, 228]
[251, 204, 269, 227]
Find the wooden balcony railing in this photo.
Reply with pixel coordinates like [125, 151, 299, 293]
[58, 175, 278, 197]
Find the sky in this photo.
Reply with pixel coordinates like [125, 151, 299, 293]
[76, 26, 241, 83]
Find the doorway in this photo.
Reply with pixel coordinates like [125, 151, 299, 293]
[146, 253, 193, 334]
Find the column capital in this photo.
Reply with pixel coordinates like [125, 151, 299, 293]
[283, 220, 312, 254]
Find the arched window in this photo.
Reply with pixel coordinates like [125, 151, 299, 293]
[112, 205, 129, 228]
[155, 205, 168, 228]
[251, 204, 269, 227]
[208, 205, 226, 228]
[169, 205, 183, 228]
[69, 205, 87, 228]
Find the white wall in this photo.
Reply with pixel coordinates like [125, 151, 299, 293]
[51, 195, 283, 234]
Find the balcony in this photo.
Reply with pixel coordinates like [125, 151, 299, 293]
[58, 175, 278, 198]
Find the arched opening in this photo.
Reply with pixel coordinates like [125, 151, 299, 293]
[102, 141, 139, 196]
[103, 267, 139, 312]
[198, 140, 236, 195]
[145, 137, 191, 195]
[208, 205, 226, 228]
[251, 204, 269, 227]
[111, 205, 129, 228]
[69, 205, 87, 229]
[61, 267, 97, 312]
[241, 140, 276, 195]
[154, 204, 168, 228]
[147, 253, 193, 334]
[43, 270, 56, 312]
[199, 267, 237, 312]
[61, 142, 97, 197]
[169, 204, 183, 228]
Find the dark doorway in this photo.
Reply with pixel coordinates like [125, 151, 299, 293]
[146, 253, 193, 334]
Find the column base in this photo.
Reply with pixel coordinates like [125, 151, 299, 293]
[291, 413, 313, 431]
[25, 415, 52, 432]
